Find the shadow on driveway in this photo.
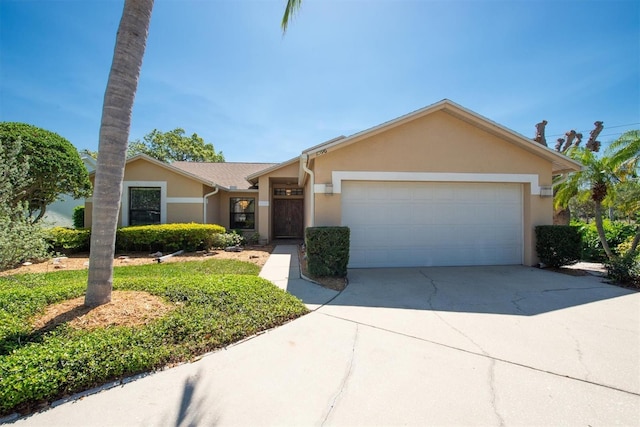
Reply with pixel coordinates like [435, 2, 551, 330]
[328, 265, 636, 316]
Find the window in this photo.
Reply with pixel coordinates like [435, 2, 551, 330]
[230, 198, 255, 229]
[274, 188, 303, 196]
[129, 187, 161, 226]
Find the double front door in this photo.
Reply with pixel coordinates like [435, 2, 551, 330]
[273, 199, 304, 238]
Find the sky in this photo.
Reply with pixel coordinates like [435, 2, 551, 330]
[1, 0, 638, 163]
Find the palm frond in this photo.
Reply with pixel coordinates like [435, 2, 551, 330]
[281, 0, 303, 32]
[607, 130, 640, 179]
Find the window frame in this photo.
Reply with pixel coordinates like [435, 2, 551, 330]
[128, 186, 162, 226]
[229, 197, 256, 230]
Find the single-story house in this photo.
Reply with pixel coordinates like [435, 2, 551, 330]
[85, 99, 582, 268]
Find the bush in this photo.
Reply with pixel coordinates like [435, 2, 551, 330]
[0, 260, 308, 415]
[535, 225, 582, 268]
[572, 220, 637, 261]
[605, 253, 640, 288]
[72, 206, 84, 229]
[616, 235, 640, 259]
[210, 231, 244, 249]
[47, 227, 91, 254]
[46, 223, 227, 254]
[305, 226, 350, 277]
[116, 223, 226, 252]
[0, 211, 49, 271]
[0, 139, 50, 271]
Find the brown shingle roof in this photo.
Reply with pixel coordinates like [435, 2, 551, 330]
[172, 162, 277, 190]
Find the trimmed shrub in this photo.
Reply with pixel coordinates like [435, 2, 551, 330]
[572, 219, 637, 261]
[116, 223, 225, 252]
[72, 205, 85, 229]
[0, 212, 49, 271]
[616, 235, 640, 259]
[305, 226, 350, 277]
[605, 253, 640, 288]
[46, 227, 90, 254]
[210, 232, 244, 249]
[535, 225, 582, 268]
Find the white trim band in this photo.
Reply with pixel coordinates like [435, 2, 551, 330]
[330, 171, 542, 195]
[166, 197, 203, 204]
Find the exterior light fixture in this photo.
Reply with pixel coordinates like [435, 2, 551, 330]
[539, 186, 553, 198]
[325, 183, 333, 195]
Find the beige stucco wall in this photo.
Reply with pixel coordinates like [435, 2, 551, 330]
[309, 110, 554, 266]
[85, 158, 207, 227]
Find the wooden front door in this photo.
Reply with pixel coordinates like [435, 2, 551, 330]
[273, 199, 304, 238]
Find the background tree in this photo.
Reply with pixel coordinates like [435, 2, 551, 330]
[549, 121, 602, 225]
[559, 147, 618, 259]
[81, 148, 99, 160]
[127, 128, 224, 162]
[0, 122, 92, 223]
[0, 139, 49, 270]
[607, 130, 640, 256]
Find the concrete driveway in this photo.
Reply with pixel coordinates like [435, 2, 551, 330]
[10, 255, 640, 426]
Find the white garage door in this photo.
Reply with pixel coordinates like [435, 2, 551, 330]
[342, 181, 523, 268]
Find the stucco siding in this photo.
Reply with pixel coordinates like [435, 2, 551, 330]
[313, 111, 550, 182]
[167, 204, 203, 224]
[124, 158, 203, 198]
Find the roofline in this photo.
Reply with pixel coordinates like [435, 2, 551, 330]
[246, 156, 299, 183]
[90, 154, 217, 187]
[300, 99, 582, 174]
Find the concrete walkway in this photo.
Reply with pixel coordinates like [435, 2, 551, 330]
[259, 244, 338, 310]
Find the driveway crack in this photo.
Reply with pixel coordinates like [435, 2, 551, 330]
[488, 359, 506, 427]
[564, 326, 591, 381]
[321, 324, 358, 426]
[420, 270, 487, 355]
[421, 269, 505, 425]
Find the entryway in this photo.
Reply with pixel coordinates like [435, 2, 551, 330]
[273, 198, 303, 238]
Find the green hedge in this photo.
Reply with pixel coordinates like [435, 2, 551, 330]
[535, 225, 582, 268]
[305, 226, 350, 277]
[116, 223, 225, 252]
[46, 227, 90, 254]
[572, 219, 637, 261]
[72, 206, 84, 229]
[47, 223, 226, 254]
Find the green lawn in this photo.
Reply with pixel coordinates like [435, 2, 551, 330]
[0, 259, 308, 415]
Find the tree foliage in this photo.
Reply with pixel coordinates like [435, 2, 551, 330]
[0, 139, 49, 270]
[608, 130, 639, 179]
[127, 128, 224, 163]
[0, 122, 92, 223]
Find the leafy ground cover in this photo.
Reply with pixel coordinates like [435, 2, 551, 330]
[0, 259, 308, 416]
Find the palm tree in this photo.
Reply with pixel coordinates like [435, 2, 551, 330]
[86, 0, 154, 307]
[555, 147, 618, 260]
[86, 0, 303, 307]
[607, 130, 640, 256]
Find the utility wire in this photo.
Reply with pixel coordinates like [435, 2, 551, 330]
[547, 123, 639, 138]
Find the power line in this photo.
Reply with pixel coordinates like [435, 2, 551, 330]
[547, 123, 639, 138]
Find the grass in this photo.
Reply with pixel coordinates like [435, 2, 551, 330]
[0, 259, 309, 416]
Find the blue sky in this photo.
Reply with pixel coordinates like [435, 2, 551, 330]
[1, 0, 638, 162]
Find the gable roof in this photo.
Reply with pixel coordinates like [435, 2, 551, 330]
[172, 161, 277, 190]
[300, 99, 582, 175]
[90, 154, 218, 187]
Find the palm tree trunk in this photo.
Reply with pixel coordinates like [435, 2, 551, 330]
[86, 0, 154, 307]
[630, 231, 640, 255]
[594, 201, 614, 261]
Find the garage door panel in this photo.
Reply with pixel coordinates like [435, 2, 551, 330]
[342, 181, 523, 268]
